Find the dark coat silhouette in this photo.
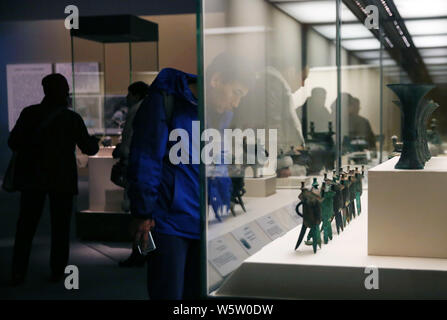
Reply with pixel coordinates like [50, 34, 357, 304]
[8, 96, 99, 194]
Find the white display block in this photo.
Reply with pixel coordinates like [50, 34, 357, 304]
[244, 176, 276, 197]
[215, 194, 447, 299]
[368, 156, 447, 259]
[276, 176, 310, 189]
[88, 149, 124, 212]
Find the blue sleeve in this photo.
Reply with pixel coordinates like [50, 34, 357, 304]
[127, 92, 168, 219]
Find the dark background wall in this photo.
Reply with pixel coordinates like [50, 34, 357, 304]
[0, 0, 197, 177]
[0, 0, 197, 21]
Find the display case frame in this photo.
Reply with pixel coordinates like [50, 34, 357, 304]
[70, 14, 159, 137]
[197, 0, 447, 299]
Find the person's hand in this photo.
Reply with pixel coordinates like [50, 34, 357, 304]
[130, 218, 155, 250]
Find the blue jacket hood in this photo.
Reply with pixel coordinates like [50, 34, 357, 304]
[150, 68, 197, 105]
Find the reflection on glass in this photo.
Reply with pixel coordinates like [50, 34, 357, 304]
[70, 15, 159, 138]
[202, 0, 447, 298]
[203, 0, 338, 294]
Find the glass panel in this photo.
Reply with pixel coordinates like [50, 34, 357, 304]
[339, 2, 385, 178]
[382, 0, 447, 159]
[71, 17, 159, 143]
[130, 41, 159, 85]
[202, 0, 337, 295]
[69, 37, 104, 135]
[200, 0, 447, 300]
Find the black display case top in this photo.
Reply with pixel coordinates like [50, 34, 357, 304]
[70, 15, 158, 43]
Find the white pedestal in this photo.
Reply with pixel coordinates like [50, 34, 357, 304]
[214, 194, 447, 299]
[88, 153, 124, 212]
[276, 176, 310, 189]
[244, 176, 276, 197]
[368, 157, 447, 259]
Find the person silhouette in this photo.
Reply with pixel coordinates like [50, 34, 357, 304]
[114, 81, 150, 268]
[127, 53, 252, 299]
[8, 73, 99, 285]
[307, 87, 332, 133]
[347, 96, 376, 150]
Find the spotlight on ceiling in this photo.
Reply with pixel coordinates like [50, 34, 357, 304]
[380, 0, 393, 17]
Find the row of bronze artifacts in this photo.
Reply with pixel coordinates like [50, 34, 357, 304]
[294, 166, 364, 253]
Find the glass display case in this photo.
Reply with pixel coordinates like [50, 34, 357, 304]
[70, 15, 159, 137]
[72, 15, 159, 241]
[199, 0, 447, 299]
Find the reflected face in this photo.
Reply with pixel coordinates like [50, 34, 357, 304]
[348, 104, 360, 115]
[310, 88, 327, 107]
[209, 73, 249, 114]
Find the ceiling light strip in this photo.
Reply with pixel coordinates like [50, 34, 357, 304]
[355, 0, 368, 15]
[394, 21, 404, 36]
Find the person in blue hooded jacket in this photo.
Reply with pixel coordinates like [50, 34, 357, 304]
[127, 53, 252, 300]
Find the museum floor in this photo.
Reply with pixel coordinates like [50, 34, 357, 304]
[0, 178, 147, 300]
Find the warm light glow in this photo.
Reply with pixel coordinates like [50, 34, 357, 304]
[275, 1, 357, 24]
[413, 35, 447, 48]
[405, 19, 447, 36]
[313, 24, 373, 40]
[394, 0, 447, 18]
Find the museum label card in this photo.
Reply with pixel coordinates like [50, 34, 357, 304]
[256, 215, 285, 240]
[208, 236, 243, 277]
[231, 223, 269, 255]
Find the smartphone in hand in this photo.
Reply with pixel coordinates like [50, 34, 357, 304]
[137, 231, 156, 256]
